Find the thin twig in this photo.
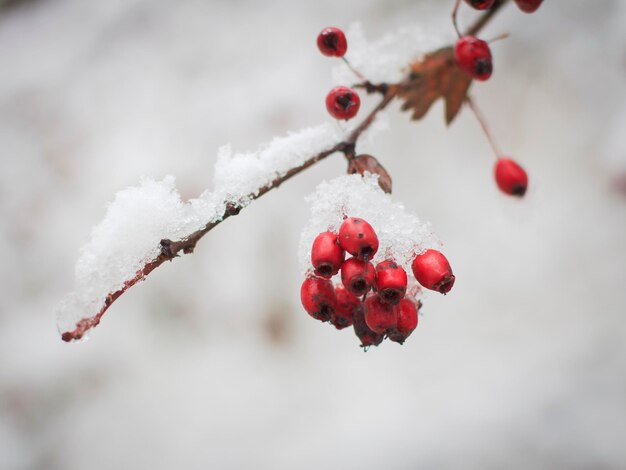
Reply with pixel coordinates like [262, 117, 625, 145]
[452, 0, 462, 38]
[341, 56, 367, 81]
[465, 95, 502, 159]
[465, 0, 510, 37]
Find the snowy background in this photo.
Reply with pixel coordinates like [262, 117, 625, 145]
[2, 0, 626, 469]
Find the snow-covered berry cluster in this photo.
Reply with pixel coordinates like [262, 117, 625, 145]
[300, 216, 454, 349]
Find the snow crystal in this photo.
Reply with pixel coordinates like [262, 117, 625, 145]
[298, 174, 441, 298]
[56, 176, 220, 334]
[333, 23, 449, 85]
[212, 123, 343, 205]
[56, 123, 349, 336]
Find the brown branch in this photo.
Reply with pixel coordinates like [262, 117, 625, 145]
[61, 3, 508, 342]
[465, 0, 510, 37]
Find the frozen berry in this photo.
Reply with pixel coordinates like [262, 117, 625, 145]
[317, 27, 348, 57]
[388, 298, 420, 344]
[514, 0, 543, 13]
[375, 259, 407, 305]
[300, 276, 336, 322]
[338, 217, 379, 261]
[341, 257, 376, 297]
[412, 249, 455, 294]
[464, 0, 495, 9]
[326, 86, 361, 120]
[331, 285, 360, 329]
[353, 305, 384, 348]
[454, 36, 493, 81]
[494, 158, 528, 197]
[311, 231, 345, 278]
[364, 294, 397, 334]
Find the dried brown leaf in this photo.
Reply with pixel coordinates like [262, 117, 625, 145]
[398, 47, 472, 125]
[347, 154, 392, 194]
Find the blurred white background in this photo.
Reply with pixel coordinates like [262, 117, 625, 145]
[1, 0, 625, 469]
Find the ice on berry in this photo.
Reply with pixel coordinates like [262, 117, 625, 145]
[299, 174, 441, 301]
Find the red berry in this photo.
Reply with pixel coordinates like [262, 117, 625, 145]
[311, 231, 345, 278]
[300, 276, 336, 322]
[411, 249, 455, 294]
[454, 36, 493, 81]
[375, 259, 407, 305]
[331, 285, 360, 330]
[514, 0, 543, 13]
[341, 257, 376, 297]
[338, 217, 379, 261]
[317, 27, 348, 57]
[494, 158, 528, 197]
[353, 305, 384, 348]
[364, 294, 398, 334]
[388, 298, 420, 344]
[325, 86, 361, 120]
[464, 0, 495, 9]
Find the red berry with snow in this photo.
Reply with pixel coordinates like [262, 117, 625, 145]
[375, 259, 407, 305]
[411, 249, 455, 294]
[300, 276, 336, 322]
[325, 86, 361, 121]
[311, 231, 345, 278]
[331, 285, 360, 330]
[494, 158, 528, 197]
[338, 217, 379, 261]
[388, 298, 420, 344]
[341, 257, 376, 297]
[454, 36, 493, 81]
[353, 305, 384, 348]
[317, 27, 348, 57]
[364, 294, 398, 334]
[464, 0, 495, 9]
[514, 0, 543, 13]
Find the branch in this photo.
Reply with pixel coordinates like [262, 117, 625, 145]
[60, 3, 508, 342]
[466, 0, 510, 37]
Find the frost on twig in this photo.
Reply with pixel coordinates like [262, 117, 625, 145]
[56, 123, 353, 340]
[299, 174, 441, 300]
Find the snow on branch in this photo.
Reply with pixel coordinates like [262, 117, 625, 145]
[56, 122, 378, 341]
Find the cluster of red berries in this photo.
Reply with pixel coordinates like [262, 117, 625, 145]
[300, 217, 455, 349]
[317, 27, 361, 121]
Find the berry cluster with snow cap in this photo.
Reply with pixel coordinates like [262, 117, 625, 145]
[299, 176, 455, 349]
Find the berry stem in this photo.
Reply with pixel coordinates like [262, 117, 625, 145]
[354, 81, 389, 95]
[486, 32, 510, 44]
[465, 0, 511, 37]
[465, 95, 502, 159]
[452, 0, 463, 38]
[341, 56, 367, 81]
